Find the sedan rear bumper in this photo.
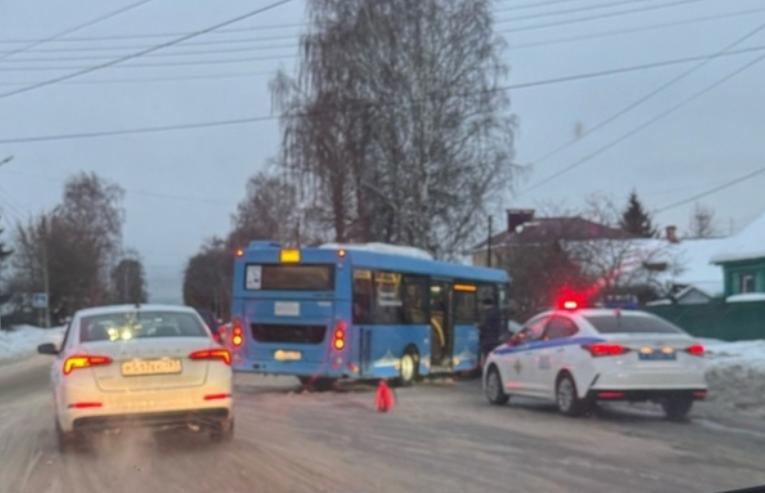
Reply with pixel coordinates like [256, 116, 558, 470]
[72, 408, 230, 432]
[587, 388, 708, 402]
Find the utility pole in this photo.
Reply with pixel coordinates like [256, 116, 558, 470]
[487, 215, 493, 267]
[41, 216, 51, 328]
[0, 156, 14, 331]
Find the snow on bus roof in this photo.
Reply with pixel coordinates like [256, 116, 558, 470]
[319, 242, 434, 260]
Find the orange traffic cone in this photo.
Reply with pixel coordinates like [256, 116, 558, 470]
[376, 379, 395, 413]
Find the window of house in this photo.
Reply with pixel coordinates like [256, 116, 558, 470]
[740, 273, 756, 293]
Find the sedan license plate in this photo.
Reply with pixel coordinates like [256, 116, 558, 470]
[121, 358, 182, 376]
[638, 349, 676, 361]
[274, 350, 302, 362]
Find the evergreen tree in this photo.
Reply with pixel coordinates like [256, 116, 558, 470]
[619, 191, 656, 238]
[0, 216, 12, 325]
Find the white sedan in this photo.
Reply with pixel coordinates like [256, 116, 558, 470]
[483, 308, 708, 420]
[38, 304, 234, 451]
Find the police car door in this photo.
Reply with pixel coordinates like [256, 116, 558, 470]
[502, 315, 549, 395]
[532, 315, 579, 398]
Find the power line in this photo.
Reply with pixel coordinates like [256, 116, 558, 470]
[505, 6, 765, 50]
[502, 0, 705, 33]
[521, 50, 765, 195]
[0, 0, 155, 61]
[493, 0, 585, 13]
[4, 46, 765, 144]
[0, 0, 294, 100]
[0, 43, 298, 61]
[0, 53, 296, 72]
[657, 166, 765, 213]
[0, 70, 278, 87]
[4, 37, 765, 82]
[529, 21, 765, 166]
[495, 0, 650, 24]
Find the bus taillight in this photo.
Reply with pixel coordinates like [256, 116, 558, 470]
[332, 320, 347, 351]
[232, 318, 244, 348]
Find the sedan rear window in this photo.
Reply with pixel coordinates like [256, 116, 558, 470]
[80, 311, 208, 342]
[584, 313, 684, 334]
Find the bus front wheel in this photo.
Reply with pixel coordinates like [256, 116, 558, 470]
[398, 351, 419, 387]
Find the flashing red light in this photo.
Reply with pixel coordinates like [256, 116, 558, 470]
[231, 318, 244, 348]
[562, 300, 579, 310]
[68, 401, 103, 409]
[582, 343, 630, 357]
[332, 320, 347, 351]
[597, 391, 625, 400]
[189, 348, 231, 366]
[63, 354, 112, 375]
[203, 393, 231, 401]
[686, 344, 705, 357]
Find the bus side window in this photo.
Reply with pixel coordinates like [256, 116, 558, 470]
[352, 270, 373, 324]
[402, 276, 428, 324]
[454, 288, 477, 324]
[372, 271, 404, 324]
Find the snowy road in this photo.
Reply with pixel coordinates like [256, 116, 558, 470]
[1, 357, 764, 493]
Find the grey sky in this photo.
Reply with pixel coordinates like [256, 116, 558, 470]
[0, 0, 763, 303]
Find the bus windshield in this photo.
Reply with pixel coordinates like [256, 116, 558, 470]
[245, 264, 334, 291]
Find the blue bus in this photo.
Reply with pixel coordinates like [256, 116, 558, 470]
[228, 241, 509, 386]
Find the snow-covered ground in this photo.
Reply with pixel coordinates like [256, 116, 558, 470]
[0, 325, 64, 364]
[703, 338, 765, 418]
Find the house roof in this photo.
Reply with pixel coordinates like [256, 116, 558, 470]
[711, 211, 765, 264]
[666, 238, 728, 296]
[473, 216, 632, 251]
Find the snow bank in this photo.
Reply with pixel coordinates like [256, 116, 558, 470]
[702, 339, 765, 417]
[0, 325, 65, 364]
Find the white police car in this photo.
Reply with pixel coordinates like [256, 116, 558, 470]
[483, 304, 707, 420]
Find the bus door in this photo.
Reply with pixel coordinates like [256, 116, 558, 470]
[429, 280, 453, 369]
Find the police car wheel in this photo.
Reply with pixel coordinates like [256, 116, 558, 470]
[556, 373, 587, 417]
[485, 367, 509, 405]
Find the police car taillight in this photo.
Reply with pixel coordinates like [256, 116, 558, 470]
[685, 344, 704, 357]
[582, 343, 630, 357]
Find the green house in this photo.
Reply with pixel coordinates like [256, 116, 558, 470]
[711, 213, 765, 297]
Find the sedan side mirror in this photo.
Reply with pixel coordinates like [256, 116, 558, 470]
[37, 343, 59, 355]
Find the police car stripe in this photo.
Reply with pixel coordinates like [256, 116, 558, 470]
[492, 336, 605, 355]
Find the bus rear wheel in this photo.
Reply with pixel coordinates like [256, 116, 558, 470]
[397, 351, 418, 387]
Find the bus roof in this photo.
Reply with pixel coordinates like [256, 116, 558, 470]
[241, 241, 509, 284]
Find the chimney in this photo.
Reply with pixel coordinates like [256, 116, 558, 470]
[665, 225, 679, 243]
[507, 208, 535, 233]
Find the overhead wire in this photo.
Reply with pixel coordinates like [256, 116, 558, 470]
[520, 51, 765, 195]
[527, 20, 765, 167]
[657, 166, 765, 213]
[4, 45, 765, 144]
[0, 0, 155, 61]
[0, 0, 294, 100]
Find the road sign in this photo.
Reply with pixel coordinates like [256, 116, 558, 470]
[32, 292, 48, 309]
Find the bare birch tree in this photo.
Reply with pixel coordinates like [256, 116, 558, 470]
[273, 0, 516, 258]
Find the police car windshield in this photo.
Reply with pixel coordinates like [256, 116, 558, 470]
[584, 313, 684, 334]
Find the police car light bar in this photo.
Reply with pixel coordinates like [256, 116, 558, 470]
[562, 300, 578, 310]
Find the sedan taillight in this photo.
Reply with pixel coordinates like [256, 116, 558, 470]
[63, 354, 112, 375]
[189, 348, 231, 366]
[685, 344, 705, 357]
[582, 343, 630, 357]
